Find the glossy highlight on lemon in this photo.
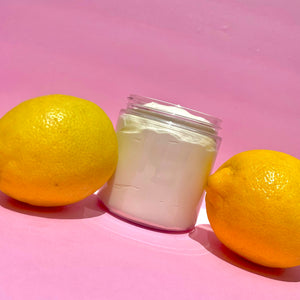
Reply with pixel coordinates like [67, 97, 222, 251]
[0, 94, 118, 206]
[205, 150, 300, 268]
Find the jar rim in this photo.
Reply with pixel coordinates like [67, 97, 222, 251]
[127, 94, 222, 132]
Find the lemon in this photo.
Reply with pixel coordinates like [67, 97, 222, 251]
[0, 94, 118, 206]
[205, 150, 300, 268]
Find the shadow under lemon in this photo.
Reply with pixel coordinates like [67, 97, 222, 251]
[189, 224, 300, 282]
[0, 190, 105, 219]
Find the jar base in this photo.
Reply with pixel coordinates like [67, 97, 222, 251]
[99, 200, 195, 233]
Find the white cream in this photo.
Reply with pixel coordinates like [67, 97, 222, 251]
[144, 102, 211, 124]
[100, 101, 219, 231]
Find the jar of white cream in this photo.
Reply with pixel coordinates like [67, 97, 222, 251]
[100, 95, 222, 232]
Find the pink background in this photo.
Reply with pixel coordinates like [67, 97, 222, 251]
[0, 1, 300, 299]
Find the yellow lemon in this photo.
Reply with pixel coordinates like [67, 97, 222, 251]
[205, 150, 300, 268]
[0, 94, 118, 206]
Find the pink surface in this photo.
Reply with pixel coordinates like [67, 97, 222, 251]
[0, 1, 300, 299]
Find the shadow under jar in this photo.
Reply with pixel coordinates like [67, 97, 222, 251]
[100, 95, 222, 232]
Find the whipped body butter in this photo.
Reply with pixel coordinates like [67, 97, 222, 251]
[100, 95, 222, 231]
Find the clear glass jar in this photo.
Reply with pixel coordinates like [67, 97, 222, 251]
[100, 95, 222, 232]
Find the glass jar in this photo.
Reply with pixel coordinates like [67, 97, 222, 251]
[100, 95, 222, 232]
